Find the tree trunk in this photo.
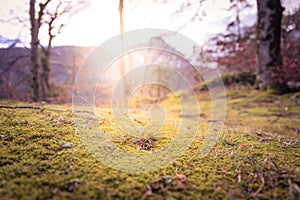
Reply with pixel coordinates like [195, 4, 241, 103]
[29, 0, 40, 101]
[256, 0, 285, 91]
[40, 36, 53, 100]
[40, 51, 50, 100]
[118, 0, 129, 97]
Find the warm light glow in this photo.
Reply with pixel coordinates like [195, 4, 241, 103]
[1, 0, 299, 48]
[0, 0, 271, 48]
[56, 0, 239, 47]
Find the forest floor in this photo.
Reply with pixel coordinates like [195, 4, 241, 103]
[0, 88, 300, 200]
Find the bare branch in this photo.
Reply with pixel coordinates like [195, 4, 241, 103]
[173, 0, 207, 32]
[0, 105, 70, 112]
[38, 0, 52, 23]
[176, 6, 201, 32]
[171, 2, 192, 17]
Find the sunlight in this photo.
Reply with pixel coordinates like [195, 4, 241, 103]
[0, 0, 257, 47]
[39, 0, 236, 46]
[2, 0, 298, 48]
[52, 0, 257, 48]
[54, 0, 119, 46]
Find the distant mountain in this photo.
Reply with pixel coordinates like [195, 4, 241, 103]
[0, 35, 21, 48]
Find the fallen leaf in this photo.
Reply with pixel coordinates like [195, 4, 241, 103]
[145, 184, 152, 195]
[55, 147, 63, 152]
[174, 174, 187, 182]
[172, 180, 186, 189]
[172, 174, 188, 190]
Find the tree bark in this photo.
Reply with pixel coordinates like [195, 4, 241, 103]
[40, 49, 50, 100]
[256, 0, 285, 91]
[118, 0, 129, 96]
[30, 0, 40, 101]
[40, 33, 53, 100]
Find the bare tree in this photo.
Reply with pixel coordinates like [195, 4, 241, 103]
[29, 0, 84, 101]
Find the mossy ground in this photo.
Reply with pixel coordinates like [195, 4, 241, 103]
[0, 88, 299, 199]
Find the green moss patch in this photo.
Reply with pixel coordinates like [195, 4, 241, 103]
[0, 89, 299, 199]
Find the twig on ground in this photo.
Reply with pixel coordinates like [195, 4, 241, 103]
[249, 156, 265, 197]
[0, 105, 40, 109]
[252, 174, 265, 197]
[285, 125, 300, 134]
[0, 105, 69, 112]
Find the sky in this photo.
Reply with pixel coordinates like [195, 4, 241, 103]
[0, 0, 299, 48]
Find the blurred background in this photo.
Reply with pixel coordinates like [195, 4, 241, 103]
[0, 0, 299, 103]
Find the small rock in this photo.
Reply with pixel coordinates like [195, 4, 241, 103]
[106, 145, 116, 151]
[0, 135, 4, 139]
[60, 140, 73, 148]
[66, 178, 81, 192]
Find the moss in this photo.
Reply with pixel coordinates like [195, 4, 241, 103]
[0, 88, 299, 199]
[195, 72, 256, 92]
